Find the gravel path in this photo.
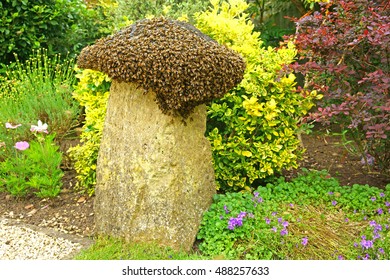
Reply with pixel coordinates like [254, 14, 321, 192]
[0, 217, 93, 260]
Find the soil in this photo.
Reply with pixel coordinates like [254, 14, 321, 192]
[0, 131, 389, 244]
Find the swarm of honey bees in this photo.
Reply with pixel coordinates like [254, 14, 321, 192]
[77, 17, 246, 118]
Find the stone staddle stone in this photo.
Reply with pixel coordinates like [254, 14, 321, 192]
[94, 81, 216, 252]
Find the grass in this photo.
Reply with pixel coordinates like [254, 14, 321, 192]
[75, 236, 207, 260]
[74, 170, 390, 260]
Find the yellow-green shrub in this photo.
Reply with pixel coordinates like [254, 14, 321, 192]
[68, 69, 110, 195]
[196, 0, 319, 192]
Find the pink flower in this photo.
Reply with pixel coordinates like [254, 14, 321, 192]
[14, 141, 29, 150]
[5, 122, 22, 129]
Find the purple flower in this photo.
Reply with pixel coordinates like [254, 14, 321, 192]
[377, 208, 383, 215]
[289, 203, 294, 208]
[371, 197, 377, 202]
[257, 197, 263, 203]
[380, 193, 385, 197]
[271, 212, 277, 216]
[248, 213, 254, 218]
[301, 237, 308, 246]
[220, 215, 224, 220]
[338, 255, 344, 260]
[254, 192, 259, 197]
[282, 221, 289, 227]
[345, 218, 349, 223]
[369, 220, 377, 227]
[373, 232, 381, 240]
[280, 228, 288, 236]
[361, 239, 374, 250]
[237, 211, 247, 219]
[14, 141, 29, 150]
[271, 227, 277, 233]
[277, 217, 283, 223]
[328, 192, 334, 195]
[265, 217, 271, 224]
[363, 254, 370, 260]
[385, 201, 390, 207]
[332, 200, 337, 206]
[228, 217, 243, 230]
[353, 242, 359, 248]
[224, 205, 229, 214]
[379, 248, 385, 254]
[361, 154, 375, 165]
[374, 224, 382, 232]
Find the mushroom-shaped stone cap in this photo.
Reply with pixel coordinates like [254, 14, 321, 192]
[77, 17, 246, 117]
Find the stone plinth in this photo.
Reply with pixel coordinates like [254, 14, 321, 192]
[94, 81, 216, 252]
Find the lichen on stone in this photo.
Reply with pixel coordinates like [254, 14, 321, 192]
[77, 17, 246, 118]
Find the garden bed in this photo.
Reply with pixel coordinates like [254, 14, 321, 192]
[0, 131, 388, 242]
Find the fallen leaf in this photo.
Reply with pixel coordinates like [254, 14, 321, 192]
[77, 197, 86, 203]
[24, 204, 34, 210]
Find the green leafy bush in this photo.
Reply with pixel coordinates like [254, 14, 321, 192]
[0, 122, 63, 198]
[0, 0, 108, 65]
[195, 0, 319, 192]
[68, 69, 110, 195]
[197, 170, 390, 260]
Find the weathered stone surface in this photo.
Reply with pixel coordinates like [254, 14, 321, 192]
[94, 81, 216, 252]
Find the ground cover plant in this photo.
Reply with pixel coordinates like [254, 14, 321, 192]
[197, 170, 389, 260]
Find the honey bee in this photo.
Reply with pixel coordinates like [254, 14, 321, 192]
[77, 17, 245, 120]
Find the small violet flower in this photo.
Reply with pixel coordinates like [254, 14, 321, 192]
[385, 201, 390, 207]
[328, 192, 334, 195]
[380, 193, 385, 198]
[265, 217, 271, 224]
[332, 200, 337, 206]
[378, 248, 385, 254]
[282, 221, 289, 228]
[338, 255, 344, 260]
[301, 237, 308, 246]
[14, 141, 29, 151]
[369, 220, 377, 227]
[271, 227, 277, 233]
[371, 197, 376, 202]
[5, 122, 22, 129]
[223, 205, 229, 214]
[280, 228, 288, 236]
[361, 239, 374, 250]
[377, 208, 383, 215]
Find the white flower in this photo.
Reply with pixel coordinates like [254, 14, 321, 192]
[30, 120, 48, 133]
[5, 122, 22, 129]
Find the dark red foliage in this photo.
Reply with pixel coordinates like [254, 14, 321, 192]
[287, 0, 389, 172]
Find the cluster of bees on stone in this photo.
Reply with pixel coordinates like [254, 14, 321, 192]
[77, 17, 246, 119]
